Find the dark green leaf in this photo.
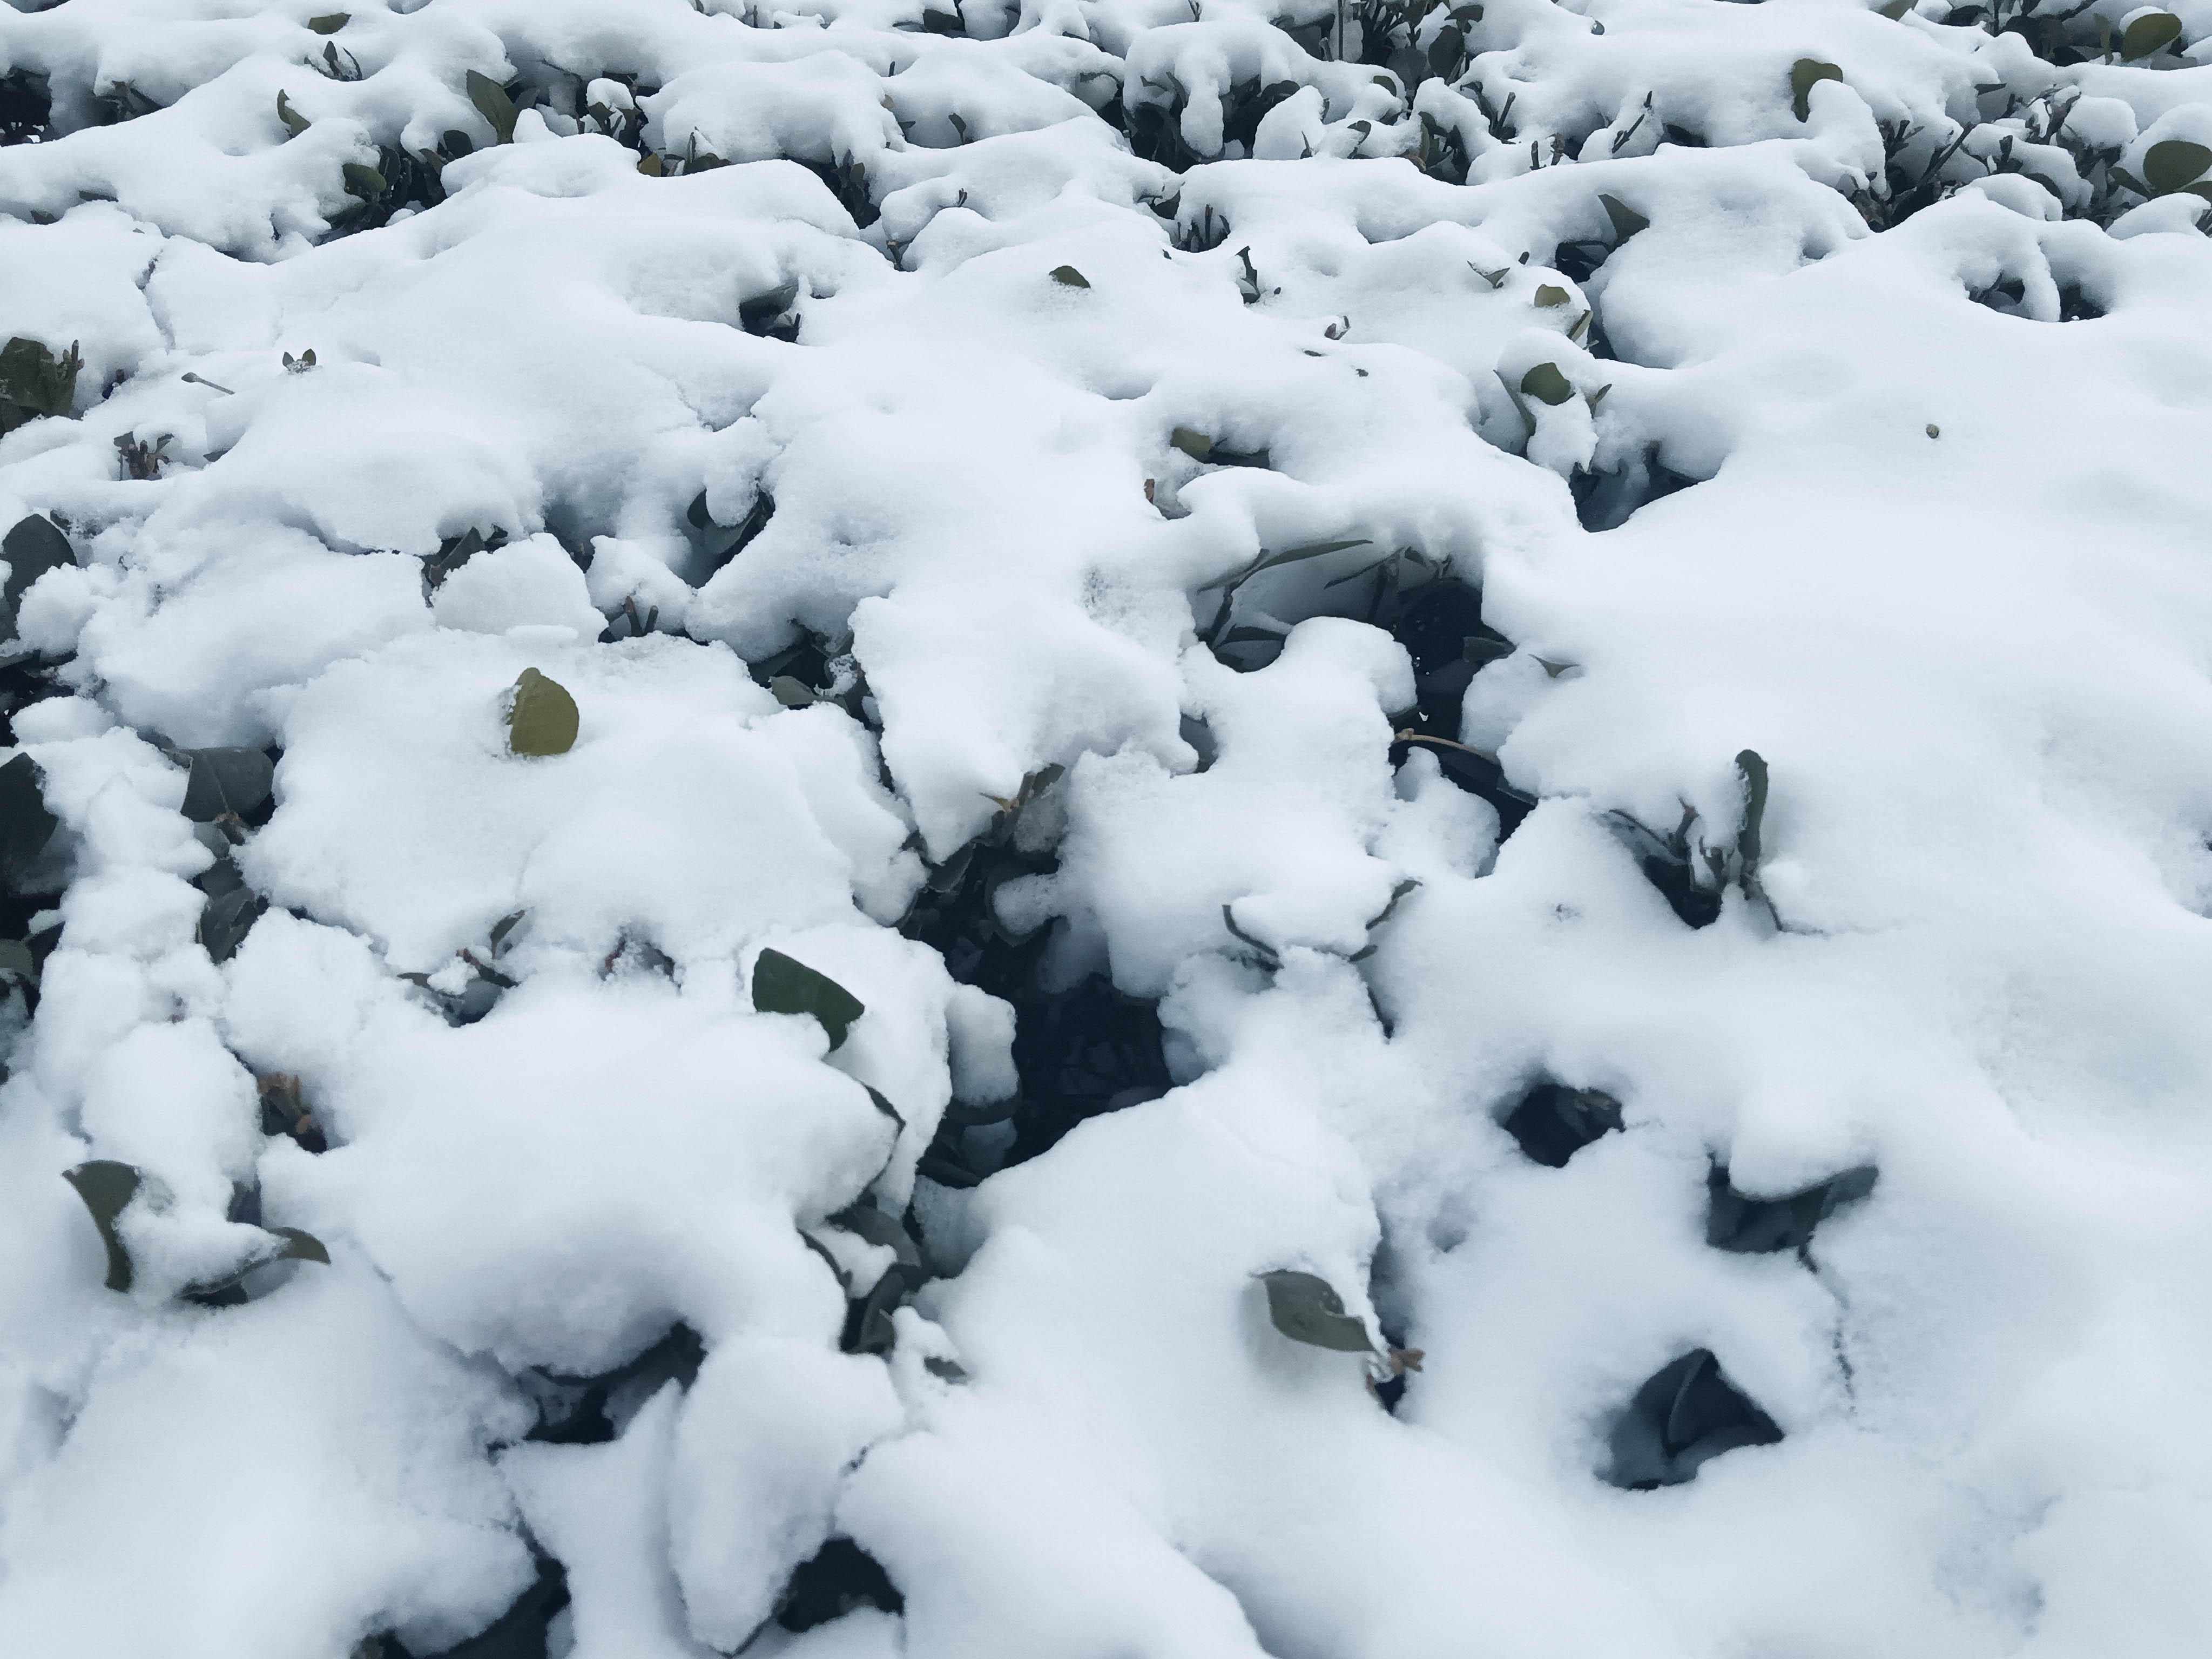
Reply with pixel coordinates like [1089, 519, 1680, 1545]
[1520, 362, 1575, 406]
[1259, 1269, 1373, 1352]
[2121, 11, 2182, 58]
[1599, 193, 1650, 241]
[506, 667, 578, 757]
[1878, 0, 1911, 17]
[844, 1260, 924, 1354]
[0, 336, 81, 423]
[466, 69, 517, 145]
[753, 947, 865, 1049]
[267, 1225, 330, 1264]
[0, 938, 35, 986]
[179, 747, 273, 823]
[3, 512, 74, 642]
[1533, 283, 1571, 307]
[2143, 138, 2212, 195]
[1220, 625, 1287, 646]
[1735, 748, 1769, 892]
[863, 1084, 904, 1128]
[0, 752, 58, 891]
[341, 162, 385, 201]
[769, 676, 818, 709]
[63, 1161, 139, 1291]
[198, 886, 266, 963]
[276, 90, 310, 137]
[1049, 264, 1091, 288]
[489, 909, 525, 954]
[1170, 427, 1213, 460]
[829, 1202, 922, 1269]
[1790, 59, 1843, 123]
[308, 12, 350, 32]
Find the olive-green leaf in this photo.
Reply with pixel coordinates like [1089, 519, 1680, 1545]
[1260, 1269, 1374, 1353]
[769, 676, 818, 708]
[506, 667, 578, 757]
[1877, 0, 1912, 17]
[2121, 11, 2182, 59]
[2143, 138, 2212, 195]
[0, 752, 58, 891]
[268, 1225, 331, 1265]
[1170, 427, 1214, 460]
[753, 947, 866, 1049]
[4, 512, 75, 641]
[1790, 59, 1843, 122]
[0, 938, 36, 986]
[0, 336, 81, 422]
[179, 747, 273, 823]
[1533, 283, 1572, 307]
[307, 12, 350, 32]
[1599, 192, 1650, 241]
[466, 69, 518, 145]
[276, 90, 310, 137]
[341, 162, 385, 201]
[1049, 264, 1091, 288]
[63, 1161, 140, 1292]
[1736, 748, 1769, 892]
[1520, 362, 1575, 406]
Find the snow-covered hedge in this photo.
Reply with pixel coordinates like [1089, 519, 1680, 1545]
[3, 0, 2210, 1654]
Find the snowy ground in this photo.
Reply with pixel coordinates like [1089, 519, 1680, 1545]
[3, 1, 2211, 1655]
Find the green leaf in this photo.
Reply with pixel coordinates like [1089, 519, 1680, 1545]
[1736, 748, 1769, 894]
[489, 909, 526, 954]
[862, 1084, 904, 1128]
[1533, 284, 1571, 307]
[1169, 427, 1214, 460]
[63, 1161, 140, 1292]
[276, 90, 310, 137]
[752, 947, 866, 1049]
[769, 676, 818, 709]
[341, 162, 385, 202]
[2121, 11, 2182, 59]
[1599, 193, 1650, 242]
[0, 938, 36, 986]
[2142, 138, 2212, 195]
[1259, 1269, 1373, 1352]
[198, 885, 266, 964]
[1877, 0, 1912, 16]
[1519, 362, 1575, 406]
[3, 512, 75, 641]
[1049, 264, 1091, 288]
[830, 1202, 922, 1269]
[0, 336, 82, 423]
[845, 1261, 924, 1354]
[307, 12, 350, 32]
[505, 667, 578, 757]
[1427, 26, 1467, 82]
[1790, 59, 1843, 123]
[0, 752, 58, 891]
[267, 1225, 331, 1265]
[179, 747, 274, 823]
[466, 69, 518, 145]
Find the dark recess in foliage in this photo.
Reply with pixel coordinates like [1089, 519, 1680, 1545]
[777, 1537, 905, 1631]
[525, 1321, 705, 1445]
[0, 68, 51, 146]
[1375, 575, 1536, 840]
[1502, 1082, 1623, 1167]
[368, 1555, 570, 1659]
[1707, 1163, 1877, 1255]
[1606, 1347, 1782, 1489]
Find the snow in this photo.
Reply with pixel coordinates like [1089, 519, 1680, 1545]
[4, 0, 2212, 1655]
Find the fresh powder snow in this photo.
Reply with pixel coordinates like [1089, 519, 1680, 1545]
[2, 1, 2209, 1656]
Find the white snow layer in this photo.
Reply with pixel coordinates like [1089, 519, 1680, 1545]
[1, 1, 2210, 1656]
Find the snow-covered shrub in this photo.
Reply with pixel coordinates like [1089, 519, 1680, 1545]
[3, 1, 2210, 1655]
